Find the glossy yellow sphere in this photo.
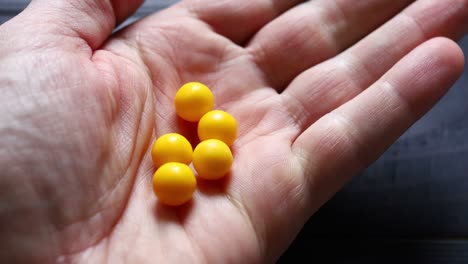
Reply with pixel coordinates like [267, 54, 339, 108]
[193, 139, 233, 180]
[174, 82, 214, 122]
[198, 110, 237, 146]
[151, 133, 193, 168]
[153, 162, 197, 206]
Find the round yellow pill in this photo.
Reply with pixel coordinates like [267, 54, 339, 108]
[193, 139, 233, 180]
[151, 133, 193, 168]
[198, 110, 237, 146]
[174, 82, 214, 122]
[153, 162, 197, 206]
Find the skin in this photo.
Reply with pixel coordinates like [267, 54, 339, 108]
[0, 0, 466, 263]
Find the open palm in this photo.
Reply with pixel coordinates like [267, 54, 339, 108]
[0, 0, 466, 263]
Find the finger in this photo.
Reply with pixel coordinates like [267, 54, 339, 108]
[284, 0, 468, 130]
[181, 0, 304, 44]
[292, 37, 464, 210]
[247, 0, 414, 90]
[27, 0, 144, 49]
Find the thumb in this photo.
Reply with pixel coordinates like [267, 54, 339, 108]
[10, 0, 144, 50]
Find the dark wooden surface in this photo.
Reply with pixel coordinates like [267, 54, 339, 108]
[2, 1, 468, 263]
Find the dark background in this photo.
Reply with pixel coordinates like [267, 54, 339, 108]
[1, 1, 467, 263]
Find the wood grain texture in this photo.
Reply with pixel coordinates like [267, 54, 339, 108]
[1, 1, 468, 263]
[280, 239, 468, 263]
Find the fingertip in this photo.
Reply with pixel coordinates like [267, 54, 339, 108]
[426, 37, 465, 77]
[382, 37, 465, 116]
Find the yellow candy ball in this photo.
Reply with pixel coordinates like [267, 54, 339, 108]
[193, 139, 233, 180]
[153, 162, 197, 206]
[198, 110, 237, 146]
[151, 133, 193, 168]
[174, 82, 214, 122]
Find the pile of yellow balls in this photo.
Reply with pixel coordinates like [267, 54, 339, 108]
[151, 82, 237, 206]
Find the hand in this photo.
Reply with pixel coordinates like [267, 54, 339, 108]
[0, 0, 466, 263]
